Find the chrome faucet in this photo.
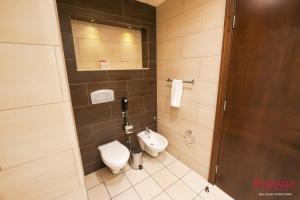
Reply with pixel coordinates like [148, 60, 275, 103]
[145, 126, 151, 136]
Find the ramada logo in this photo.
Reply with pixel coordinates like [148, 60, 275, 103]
[252, 178, 296, 197]
[252, 178, 296, 192]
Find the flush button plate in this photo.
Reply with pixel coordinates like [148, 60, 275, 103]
[91, 89, 114, 104]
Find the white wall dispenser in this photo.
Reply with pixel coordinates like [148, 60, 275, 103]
[90, 89, 114, 104]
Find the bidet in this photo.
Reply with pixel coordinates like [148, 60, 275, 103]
[137, 129, 168, 157]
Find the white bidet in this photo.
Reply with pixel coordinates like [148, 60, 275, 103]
[137, 129, 168, 157]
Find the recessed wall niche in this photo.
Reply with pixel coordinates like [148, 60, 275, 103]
[71, 19, 149, 71]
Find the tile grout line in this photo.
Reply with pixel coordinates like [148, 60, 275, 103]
[158, 22, 224, 45]
[112, 172, 135, 199]
[0, 41, 61, 46]
[145, 155, 191, 200]
[2, 147, 76, 171]
[103, 180, 113, 199]
[100, 154, 171, 199]
[132, 184, 143, 200]
[150, 155, 208, 198]
[106, 169, 130, 199]
[148, 153, 210, 200]
[0, 100, 66, 112]
[101, 166, 145, 199]
[157, 53, 222, 62]
[113, 166, 152, 199]
[143, 155, 176, 200]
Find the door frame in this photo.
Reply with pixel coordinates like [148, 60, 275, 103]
[208, 0, 236, 184]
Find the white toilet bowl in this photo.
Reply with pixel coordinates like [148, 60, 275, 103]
[98, 141, 130, 174]
[137, 129, 168, 157]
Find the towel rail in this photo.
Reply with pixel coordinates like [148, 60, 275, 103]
[166, 78, 194, 84]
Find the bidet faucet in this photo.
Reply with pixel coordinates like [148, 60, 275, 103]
[145, 126, 150, 132]
[145, 126, 151, 136]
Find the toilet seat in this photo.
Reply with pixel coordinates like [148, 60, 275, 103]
[98, 141, 129, 167]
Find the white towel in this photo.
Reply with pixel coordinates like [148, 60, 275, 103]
[171, 79, 183, 108]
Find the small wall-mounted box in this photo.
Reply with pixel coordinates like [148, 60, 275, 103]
[90, 89, 114, 104]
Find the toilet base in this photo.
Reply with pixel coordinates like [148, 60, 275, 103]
[111, 168, 121, 174]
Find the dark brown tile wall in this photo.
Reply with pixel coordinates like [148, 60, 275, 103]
[56, 0, 157, 175]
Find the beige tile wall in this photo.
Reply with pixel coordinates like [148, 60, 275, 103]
[71, 20, 143, 71]
[156, 0, 226, 179]
[0, 0, 87, 199]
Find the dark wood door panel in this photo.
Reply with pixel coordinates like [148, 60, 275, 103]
[223, 114, 300, 161]
[216, 0, 300, 199]
[218, 124, 300, 200]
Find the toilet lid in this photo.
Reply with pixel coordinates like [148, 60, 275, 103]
[99, 141, 129, 166]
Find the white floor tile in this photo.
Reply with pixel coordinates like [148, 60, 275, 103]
[125, 168, 149, 185]
[182, 171, 207, 193]
[157, 151, 177, 166]
[198, 183, 213, 200]
[166, 180, 197, 200]
[123, 163, 132, 172]
[199, 184, 234, 200]
[153, 192, 172, 200]
[152, 168, 178, 189]
[143, 152, 154, 162]
[134, 177, 163, 200]
[112, 188, 141, 200]
[143, 158, 164, 175]
[214, 186, 234, 200]
[96, 171, 103, 182]
[105, 174, 131, 197]
[167, 160, 191, 178]
[98, 167, 119, 181]
[84, 171, 101, 189]
[56, 187, 87, 200]
[88, 184, 110, 200]
[193, 196, 203, 200]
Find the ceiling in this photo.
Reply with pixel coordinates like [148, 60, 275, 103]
[137, 0, 167, 7]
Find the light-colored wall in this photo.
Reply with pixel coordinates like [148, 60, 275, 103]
[156, 0, 226, 179]
[137, 0, 167, 7]
[0, 1, 87, 199]
[71, 20, 143, 71]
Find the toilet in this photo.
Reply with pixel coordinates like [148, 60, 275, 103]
[98, 141, 130, 174]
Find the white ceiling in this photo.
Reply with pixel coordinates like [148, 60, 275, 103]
[137, 0, 167, 7]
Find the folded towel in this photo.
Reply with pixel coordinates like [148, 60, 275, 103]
[171, 79, 183, 108]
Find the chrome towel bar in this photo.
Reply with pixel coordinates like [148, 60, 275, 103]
[166, 78, 194, 84]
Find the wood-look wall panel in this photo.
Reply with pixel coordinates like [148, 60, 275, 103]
[57, 0, 157, 174]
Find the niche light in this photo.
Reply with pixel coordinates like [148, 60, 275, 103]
[121, 32, 135, 43]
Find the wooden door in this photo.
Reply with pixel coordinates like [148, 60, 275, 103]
[216, 0, 300, 199]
